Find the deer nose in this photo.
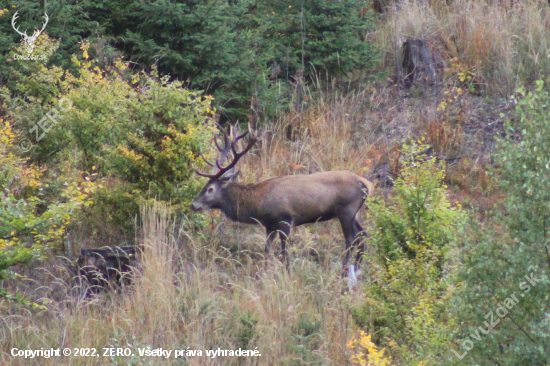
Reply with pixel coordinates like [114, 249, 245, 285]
[190, 202, 201, 212]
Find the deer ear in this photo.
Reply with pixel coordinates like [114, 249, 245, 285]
[220, 171, 240, 187]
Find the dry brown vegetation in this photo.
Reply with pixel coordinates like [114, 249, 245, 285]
[2, 201, 364, 365]
[376, 0, 550, 96]
[3, 0, 550, 365]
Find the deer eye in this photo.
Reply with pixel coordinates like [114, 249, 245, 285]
[207, 187, 214, 194]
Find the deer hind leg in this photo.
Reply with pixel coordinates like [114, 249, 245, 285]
[339, 216, 356, 275]
[353, 219, 366, 266]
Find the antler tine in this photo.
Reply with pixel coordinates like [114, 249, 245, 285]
[220, 124, 257, 173]
[225, 123, 251, 160]
[194, 169, 219, 178]
[216, 127, 234, 167]
[213, 133, 228, 153]
[195, 124, 258, 180]
[197, 126, 230, 176]
[213, 136, 222, 151]
[232, 124, 256, 153]
[233, 129, 249, 143]
[195, 139, 225, 178]
[199, 152, 215, 167]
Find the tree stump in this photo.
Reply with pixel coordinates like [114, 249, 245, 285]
[402, 39, 437, 87]
[77, 245, 136, 295]
[373, 0, 396, 13]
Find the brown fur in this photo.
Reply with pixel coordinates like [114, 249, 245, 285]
[191, 170, 374, 273]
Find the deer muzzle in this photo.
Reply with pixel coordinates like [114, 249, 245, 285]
[190, 202, 202, 212]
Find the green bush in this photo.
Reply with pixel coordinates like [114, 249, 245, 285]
[0, 119, 95, 306]
[1, 37, 217, 236]
[351, 139, 463, 365]
[450, 80, 550, 365]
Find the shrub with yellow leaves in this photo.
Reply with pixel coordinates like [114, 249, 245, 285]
[1, 36, 217, 236]
[0, 118, 96, 308]
[348, 331, 392, 366]
[351, 140, 463, 365]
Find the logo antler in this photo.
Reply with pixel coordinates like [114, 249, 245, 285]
[11, 11, 49, 54]
[11, 11, 29, 38]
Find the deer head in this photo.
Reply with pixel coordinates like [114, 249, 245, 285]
[191, 124, 258, 211]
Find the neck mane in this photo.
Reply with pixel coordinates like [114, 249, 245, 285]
[219, 183, 259, 224]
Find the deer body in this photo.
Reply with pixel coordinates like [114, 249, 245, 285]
[191, 126, 373, 273]
[211, 171, 371, 226]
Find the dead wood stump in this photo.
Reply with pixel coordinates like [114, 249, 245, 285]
[77, 245, 136, 295]
[402, 39, 438, 87]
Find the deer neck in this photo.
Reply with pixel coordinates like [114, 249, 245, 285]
[220, 183, 258, 224]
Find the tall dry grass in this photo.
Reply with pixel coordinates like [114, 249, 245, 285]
[245, 78, 410, 183]
[376, 0, 550, 95]
[0, 195, 367, 365]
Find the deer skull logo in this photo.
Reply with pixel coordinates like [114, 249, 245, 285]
[11, 11, 49, 54]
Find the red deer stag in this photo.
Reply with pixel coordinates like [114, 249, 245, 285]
[190, 126, 374, 274]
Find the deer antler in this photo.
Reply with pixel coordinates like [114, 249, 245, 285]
[11, 11, 29, 38]
[198, 125, 234, 169]
[196, 124, 257, 179]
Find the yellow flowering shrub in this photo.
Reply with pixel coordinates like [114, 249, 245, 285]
[348, 331, 392, 366]
[348, 331, 430, 366]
